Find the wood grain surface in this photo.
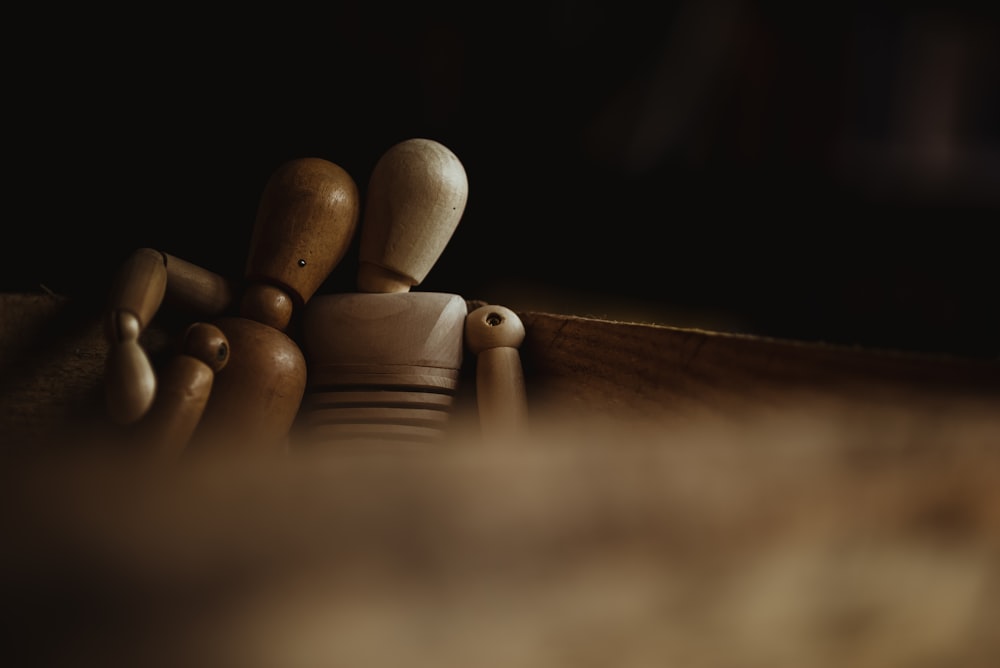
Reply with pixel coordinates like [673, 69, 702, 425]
[3, 292, 1000, 452]
[3, 292, 1000, 666]
[518, 310, 1000, 425]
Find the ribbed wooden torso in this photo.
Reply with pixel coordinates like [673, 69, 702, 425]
[298, 292, 468, 445]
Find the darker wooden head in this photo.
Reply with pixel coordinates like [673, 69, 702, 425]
[245, 157, 361, 307]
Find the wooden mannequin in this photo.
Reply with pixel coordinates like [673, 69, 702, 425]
[103, 138, 527, 454]
[104, 158, 361, 453]
[299, 138, 528, 447]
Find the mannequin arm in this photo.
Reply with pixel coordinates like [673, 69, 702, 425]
[104, 248, 235, 425]
[136, 322, 229, 460]
[465, 304, 528, 443]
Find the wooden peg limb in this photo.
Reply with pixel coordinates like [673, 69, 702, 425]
[107, 248, 168, 331]
[104, 249, 169, 424]
[105, 310, 157, 424]
[465, 304, 528, 441]
[136, 323, 229, 460]
[163, 253, 236, 317]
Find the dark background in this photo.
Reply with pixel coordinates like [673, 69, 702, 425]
[5, 1, 999, 357]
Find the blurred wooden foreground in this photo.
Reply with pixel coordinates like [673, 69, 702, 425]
[2, 292, 1000, 667]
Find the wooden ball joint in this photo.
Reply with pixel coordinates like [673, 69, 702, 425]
[103, 138, 527, 454]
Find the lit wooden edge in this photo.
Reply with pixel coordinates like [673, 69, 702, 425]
[2, 292, 999, 447]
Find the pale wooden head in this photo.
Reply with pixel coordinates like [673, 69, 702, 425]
[357, 138, 469, 293]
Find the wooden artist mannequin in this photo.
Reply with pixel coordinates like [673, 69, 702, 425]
[104, 157, 360, 456]
[298, 138, 527, 447]
[103, 138, 526, 456]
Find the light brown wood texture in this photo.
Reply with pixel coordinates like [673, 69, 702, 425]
[131, 323, 229, 460]
[106, 247, 167, 330]
[4, 292, 999, 451]
[103, 312, 156, 424]
[239, 283, 294, 331]
[303, 293, 468, 375]
[4, 440, 999, 668]
[103, 248, 169, 423]
[4, 374, 1000, 666]
[4, 293, 1000, 665]
[188, 316, 306, 454]
[358, 138, 468, 293]
[136, 354, 216, 459]
[93, 158, 361, 453]
[299, 292, 468, 445]
[516, 310, 1000, 427]
[104, 249, 234, 427]
[245, 157, 361, 306]
[466, 304, 528, 439]
[162, 252, 236, 317]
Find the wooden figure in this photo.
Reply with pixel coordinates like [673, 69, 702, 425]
[298, 138, 527, 447]
[103, 138, 527, 454]
[104, 158, 361, 453]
